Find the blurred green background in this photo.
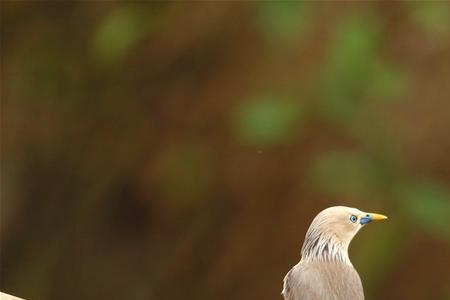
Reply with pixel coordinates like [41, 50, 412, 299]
[1, 2, 450, 300]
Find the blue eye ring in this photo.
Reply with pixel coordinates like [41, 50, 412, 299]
[350, 215, 358, 223]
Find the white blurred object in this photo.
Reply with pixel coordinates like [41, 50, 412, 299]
[0, 292, 25, 300]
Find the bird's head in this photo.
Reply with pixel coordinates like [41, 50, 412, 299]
[301, 206, 387, 264]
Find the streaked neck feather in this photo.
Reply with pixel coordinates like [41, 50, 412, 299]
[300, 231, 351, 265]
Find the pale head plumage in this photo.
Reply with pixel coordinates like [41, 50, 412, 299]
[301, 206, 374, 265]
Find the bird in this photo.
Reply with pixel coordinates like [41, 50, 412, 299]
[282, 206, 387, 300]
[0, 292, 26, 300]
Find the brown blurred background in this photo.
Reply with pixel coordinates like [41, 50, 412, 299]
[1, 2, 450, 300]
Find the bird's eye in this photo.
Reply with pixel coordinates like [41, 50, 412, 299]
[350, 215, 358, 223]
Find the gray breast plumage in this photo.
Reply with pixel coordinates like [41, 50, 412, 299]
[282, 260, 364, 300]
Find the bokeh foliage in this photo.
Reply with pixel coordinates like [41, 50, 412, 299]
[2, 2, 450, 300]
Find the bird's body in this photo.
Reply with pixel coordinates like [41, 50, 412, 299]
[282, 206, 387, 300]
[283, 261, 363, 300]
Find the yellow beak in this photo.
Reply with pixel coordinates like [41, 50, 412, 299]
[368, 213, 388, 221]
[360, 212, 388, 225]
